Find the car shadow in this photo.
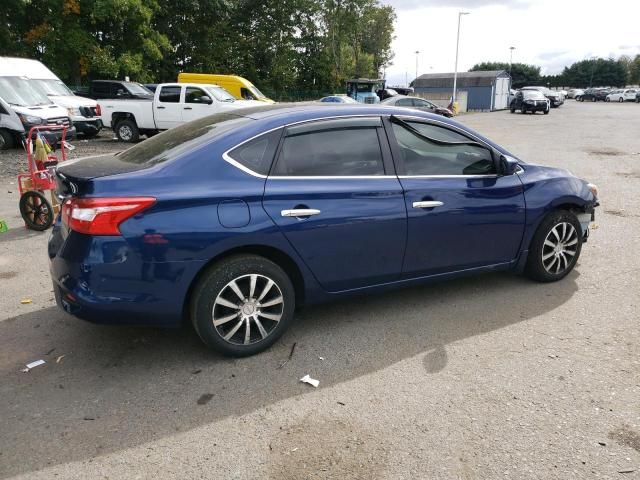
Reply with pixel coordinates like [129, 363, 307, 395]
[0, 271, 579, 477]
[0, 226, 46, 244]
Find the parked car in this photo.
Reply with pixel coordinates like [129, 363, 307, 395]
[605, 89, 637, 102]
[1, 57, 102, 137]
[99, 82, 263, 142]
[144, 84, 159, 93]
[87, 80, 154, 100]
[521, 86, 564, 107]
[49, 104, 599, 356]
[577, 88, 610, 102]
[0, 76, 74, 149]
[567, 88, 584, 99]
[178, 73, 274, 103]
[380, 95, 453, 117]
[510, 89, 550, 114]
[318, 95, 358, 104]
[391, 86, 414, 96]
[636, 91, 640, 103]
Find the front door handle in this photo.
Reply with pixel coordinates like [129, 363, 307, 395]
[413, 201, 444, 209]
[157, 106, 166, 109]
[281, 209, 321, 218]
[184, 107, 192, 110]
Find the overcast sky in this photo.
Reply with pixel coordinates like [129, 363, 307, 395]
[381, 0, 640, 87]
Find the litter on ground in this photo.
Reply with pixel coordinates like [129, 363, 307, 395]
[300, 374, 319, 388]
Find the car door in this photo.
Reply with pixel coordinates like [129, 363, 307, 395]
[262, 117, 407, 292]
[155, 85, 183, 130]
[412, 98, 436, 113]
[385, 116, 526, 277]
[182, 86, 217, 123]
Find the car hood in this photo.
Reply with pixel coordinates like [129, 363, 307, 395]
[49, 95, 97, 108]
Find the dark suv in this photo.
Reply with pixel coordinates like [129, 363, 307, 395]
[86, 80, 154, 100]
[510, 90, 550, 114]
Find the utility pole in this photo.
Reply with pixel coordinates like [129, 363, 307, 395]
[452, 11, 469, 104]
[415, 50, 420, 83]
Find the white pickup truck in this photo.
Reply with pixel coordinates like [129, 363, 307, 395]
[99, 82, 262, 142]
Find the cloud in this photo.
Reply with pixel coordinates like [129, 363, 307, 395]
[381, 0, 531, 11]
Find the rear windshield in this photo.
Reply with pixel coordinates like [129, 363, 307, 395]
[116, 113, 253, 166]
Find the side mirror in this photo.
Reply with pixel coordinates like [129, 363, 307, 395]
[200, 95, 213, 105]
[500, 155, 520, 175]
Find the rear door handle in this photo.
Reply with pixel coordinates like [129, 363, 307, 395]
[281, 209, 321, 218]
[184, 107, 192, 110]
[413, 201, 444, 209]
[157, 106, 166, 109]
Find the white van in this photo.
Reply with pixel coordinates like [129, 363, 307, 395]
[1, 57, 102, 137]
[0, 75, 74, 149]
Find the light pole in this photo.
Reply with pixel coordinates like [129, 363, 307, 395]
[452, 11, 469, 105]
[509, 46, 515, 74]
[415, 50, 420, 83]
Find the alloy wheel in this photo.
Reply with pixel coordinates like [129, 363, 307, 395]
[541, 222, 578, 274]
[212, 274, 284, 345]
[119, 125, 133, 141]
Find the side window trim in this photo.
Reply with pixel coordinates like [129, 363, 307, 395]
[383, 115, 499, 177]
[224, 127, 284, 178]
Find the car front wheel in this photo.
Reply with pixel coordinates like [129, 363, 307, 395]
[190, 255, 296, 356]
[525, 210, 583, 282]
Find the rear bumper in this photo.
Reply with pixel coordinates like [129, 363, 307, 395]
[48, 224, 204, 327]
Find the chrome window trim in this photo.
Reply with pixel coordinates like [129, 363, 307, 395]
[221, 113, 510, 180]
[398, 174, 499, 179]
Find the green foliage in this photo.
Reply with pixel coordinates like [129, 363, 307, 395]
[559, 58, 629, 88]
[2, 0, 395, 94]
[469, 61, 541, 88]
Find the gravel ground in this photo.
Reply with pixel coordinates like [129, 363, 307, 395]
[0, 129, 124, 178]
[0, 101, 639, 479]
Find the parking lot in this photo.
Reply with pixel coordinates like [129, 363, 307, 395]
[1, 101, 639, 479]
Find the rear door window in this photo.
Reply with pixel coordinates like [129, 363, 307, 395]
[272, 118, 385, 176]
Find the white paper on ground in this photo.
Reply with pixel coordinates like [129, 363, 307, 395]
[299, 374, 319, 388]
[22, 359, 46, 372]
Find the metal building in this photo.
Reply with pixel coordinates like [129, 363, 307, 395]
[413, 70, 511, 112]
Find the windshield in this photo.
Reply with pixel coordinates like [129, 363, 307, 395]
[205, 86, 236, 102]
[523, 90, 546, 100]
[0, 76, 52, 106]
[248, 85, 266, 99]
[33, 79, 74, 96]
[125, 82, 153, 96]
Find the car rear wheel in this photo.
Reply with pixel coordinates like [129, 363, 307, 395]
[525, 210, 583, 282]
[190, 255, 295, 357]
[521, 106, 527, 114]
[115, 119, 140, 143]
[618, 97, 624, 103]
[543, 108, 549, 114]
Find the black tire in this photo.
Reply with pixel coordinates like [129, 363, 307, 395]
[618, 97, 623, 103]
[81, 130, 100, 139]
[114, 119, 139, 143]
[525, 210, 583, 282]
[510, 107, 516, 113]
[604, 97, 610, 102]
[190, 254, 296, 357]
[592, 97, 596, 102]
[0, 129, 14, 150]
[19, 191, 54, 231]
[543, 108, 549, 114]
[578, 96, 583, 102]
[521, 106, 527, 114]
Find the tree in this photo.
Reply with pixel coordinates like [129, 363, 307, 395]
[469, 61, 541, 88]
[561, 58, 628, 88]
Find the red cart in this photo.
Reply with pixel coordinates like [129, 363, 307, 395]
[17, 125, 68, 230]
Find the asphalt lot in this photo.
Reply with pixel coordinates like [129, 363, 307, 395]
[0, 100, 639, 479]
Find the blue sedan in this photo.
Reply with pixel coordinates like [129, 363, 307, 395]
[49, 105, 599, 356]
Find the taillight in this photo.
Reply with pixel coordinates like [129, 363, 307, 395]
[96, 104, 102, 116]
[61, 197, 156, 235]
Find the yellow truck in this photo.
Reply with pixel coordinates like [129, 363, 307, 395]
[177, 73, 274, 103]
